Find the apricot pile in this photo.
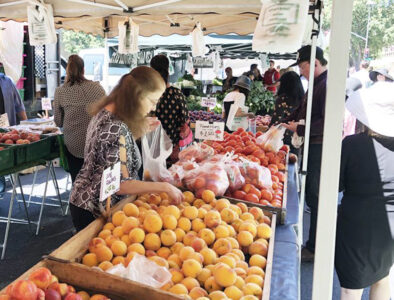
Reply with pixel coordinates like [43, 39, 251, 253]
[83, 190, 273, 300]
[0, 267, 110, 300]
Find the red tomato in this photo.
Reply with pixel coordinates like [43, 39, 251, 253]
[243, 145, 255, 155]
[261, 189, 273, 201]
[233, 190, 247, 200]
[259, 199, 271, 206]
[268, 164, 279, 174]
[271, 175, 280, 183]
[277, 163, 285, 171]
[280, 145, 290, 153]
[249, 186, 262, 199]
[271, 200, 282, 208]
[242, 136, 251, 143]
[248, 131, 254, 136]
[242, 184, 253, 193]
[277, 150, 287, 159]
[272, 182, 279, 190]
[277, 172, 286, 182]
[224, 146, 234, 153]
[245, 193, 259, 203]
[256, 131, 263, 137]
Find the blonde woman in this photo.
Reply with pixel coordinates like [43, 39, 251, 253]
[69, 66, 184, 231]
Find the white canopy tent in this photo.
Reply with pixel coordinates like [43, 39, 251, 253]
[0, 1, 359, 299]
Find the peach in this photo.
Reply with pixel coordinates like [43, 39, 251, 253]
[225, 252, 240, 263]
[35, 288, 44, 300]
[200, 248, 217, 266]
[183, 231, 197, 246]
[237, 231, 253, 247]
[112, 256, 125, 266]
[197, 267, 212, 284]
[121, 234, 131, 246]
[263, 216, 271, 226]
[247, 266, 265, 278]
[232, 219, 243, 232]
[112, 211, 126, 227]
[90, 295, 110, 300]
[121, 217, 139, 233]
[256, 223, 272, 239]
[218, 255, 236, 268]
[227, 237, 240, 249]
[179, 246, 195, 261]
[144, 233, 161, 251]
[191, 237, 206, 252]
[149, 256, 169, 268]
[204, 276, 221, 293]
[249, 254, 267, 269]
[242, 283, 262, 298]
[128, 243, 145, 255]
[112, 226, 124, 238]
[182, 259, 202, 278]
[125, 251, 137, 266]
[160, 281, 173, 291]
[171, 242, 185, 255]
[230, 204, 242, 216]
[189, 287, 208, 299]
[215, 198, 230, 211]
[249, 207, 263, 221]
[47, 282, 68, 298]
[245, 275, 264, 288]
[175, 228, 186, 242]
[148, 194, 161, 205]
[163, 214, 178, 230]
[161, 229, 177, 246]
[157, 247, 172, 259]
[64, 292, 83, 300]
[9, 280, 38, 300]
[98, 261, 113, 271]
[220, 208, 237, 223]
[240, 212, 254, 221]
[213, 263, 236, 287]
[235, 276, 245, 290]
[98, 230, 112, 240]
[193, 199, 205, 208]
[209, 291, 227, 300]
[188, 252, 204, 264]
[77, 291, 90, 300]
[213, 238, 232, 255]
[191, 218, 206, 233]
[234, 267, 247, 278]
[239, 223, 257, 238]
[181, 277, 200, 292]
[160, 192, 169, 200]
[178, 217, 192, 232]
[111, 240, 127, 256]
[165, 205, 181, 220]
[170, 268, 184, 283]
[248, 241, 268, 257]
[198, 208, 207, 219]
[28, 267, 52, 289]
[168, 254, 182, 268]
[105, 235, 119, 248]
[0, 295, 11, 300]
[169, 284, 188, 295]
[224, 286, 243, 300]
[143, 214, 162, 233]
[145, 250, 157, 258]
[183, 206, 199, 220]
[232, 249, 245, 261]
[236, 260, 248, 272]
[123, 203, 139, 217]
[183, 191, 195, 204]
[82, 253, 98, 267]
[204, 211, 221, 228]
[201, 190, 215, 203]
[198, 228, 215, 245]
[44, 289, 61, 300]
[128, 228, 145, 244]
[102, 223, 114, 232]
[214, 225, 230, 239]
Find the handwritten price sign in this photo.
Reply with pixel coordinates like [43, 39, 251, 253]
[100, 162, 121, 202]
[195, 121, 224, 141]
[41, 97, 52, 111]
[0, 113, 10, 127]
[201, 97, 217, 108]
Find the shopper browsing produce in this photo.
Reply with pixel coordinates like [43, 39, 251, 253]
[336, 82, 394, 300]
[263, 60, 280, 93]
[69, 66, 184, 231]
[54, 54, 106, 182]
[150, 54, 190, 166]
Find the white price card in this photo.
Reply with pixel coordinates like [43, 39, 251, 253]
[201, 96, 217, 108]
[41, 97, 52, 111]
[195, 121, 224, 141]
[100, 162, 121, 202]
[0, 113, 10, 127]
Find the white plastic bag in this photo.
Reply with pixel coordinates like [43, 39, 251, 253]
[106, 254, 172, 288]
[27, 2, 57, 46]
[191, 22, 206, 57]
[256, 125, 286, 152]
[291, 119, 305, 148]
[142, 125, 173, 182]
[226, 103, 249, 132]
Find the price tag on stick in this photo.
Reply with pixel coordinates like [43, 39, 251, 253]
[195, 121, 224, 141]
[100, 162, 121, 217]
[201, 96, 217, 108]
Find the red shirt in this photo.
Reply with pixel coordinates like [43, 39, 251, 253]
[263, 69, 280, 93]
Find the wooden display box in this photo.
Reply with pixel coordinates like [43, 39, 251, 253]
[50, 197, 276, 300]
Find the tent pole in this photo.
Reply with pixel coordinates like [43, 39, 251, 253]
[311, 0, 354, 298]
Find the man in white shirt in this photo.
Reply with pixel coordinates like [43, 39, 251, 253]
[351, 61, 371, 88]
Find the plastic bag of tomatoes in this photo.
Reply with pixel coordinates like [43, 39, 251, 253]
[256, 125, 286, 152]
[183, 162, 230, 197]
[238, 157, 272, 189]
[178, 142, 215, 163]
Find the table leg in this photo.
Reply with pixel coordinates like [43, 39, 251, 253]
[27, 167, 38, 207]
[49, 162, 64, 215]
[35, 167, 50, 235]
[15, 174, 32, 232]
[1, 178, 17, 259]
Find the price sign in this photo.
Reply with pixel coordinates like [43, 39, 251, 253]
[41, 98, 52, 111]
[195, 121, 224, 141]
[201, 97, 217, 108]
[0, 113, 10, 127]
[100, 162, 121, 202]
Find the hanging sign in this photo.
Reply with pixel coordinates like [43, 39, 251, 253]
[191, 22, 206, 57]
[252, 0, 309, 53]
[27, 3, 57, 46]
[118, 18, 139, 54]
[100, 162, 121, 202]
[201, 96, 217, 108]
[0, 113, 10, 127]
[41, 97, 52, 111]
[195, 121, 224, 141]
[193, 57, 213, 68]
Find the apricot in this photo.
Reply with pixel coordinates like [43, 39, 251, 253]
[121, 217, 139, 233]
[128, 228, 145, 244]
[193, 199, 205, 208]
[238, 223, 257, 238]
[28, 267, 52, 289]
[144, 233, 161, 251]
[121, 235, 131, 246]
[249, 207, 263, 221]
[239, 296, 259, 300]
[112, 256, 125, 266]
[82, 253, 98, 267]
[123, 203, 139, 217]
[236, 203, 248, 214]
[213, 238, 232, 255]
[248, 241, 268, 257]
[143, 214, 162, 233]
[161, 229, 177, 246]
[191, 218, 206, 232]
[112, 226, 124, 238]
[242, 283, 262, 298]
[90, 295, 110, 300]
[232, 249, 245, 261]
[169, 284, 188, 295]
[77, 291, 90, 300]
[181, 277, 200, 291]
[188, 252, 204, 264]
[190, 237, 206, 252]
[128, 243, 145, 255]
[240, 212, 254, 222]
[112, 211, 126, 227]
[157, 247, 172, 259]
[247, 266, 265, 278]
[149, 256, 169, 268]
[198, 208, 207, 219]
[125, 252, 137, 266]
[204, 211, 221, 228]
[256, 223, 272, 239]
[197, 267, 212, 284]
[198, 228, 215, 245]
[175, 228, 186, 242]
[245, 275, 264, 288]
[234, 267, 247, 278]
[214, 225, 230, 239]
[204, 276, 221, 293]
[249, 254, 267, 269]
[213, 263, 236, 287]
[168, 254, 182, 269]
[163, 214, 177, 230]
[189, 287, 208, 299]
[98, 261, 113, 271]
[218, 255, 236, 268]
[232, 219, 243, 232]
[183, 191, 195, 204]
[111, 240, 127, 256]
[183, 231, 197, 246]
[235, 276, 246, 290]
[171, 242, 185, 255]
[98, 230, 112, 240]
[209, 291, 227, 300]
[237, 231, 253, 247]
[182, 259, 202, 278]
[236, 260, 248, 272]
[220, 208, 237, 223]
[201, 190, 215, 203]
[183, 206, 199, 220]
[224, 286, 243, 300]
[179, 246, 195, 261]
[165, 205, 181, 220]
[227, 237, 240, 249]
[215, 198, 230, 211]
[178, 217, 192, 232]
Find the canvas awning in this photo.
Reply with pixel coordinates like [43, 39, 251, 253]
[0, 0, 261, 37]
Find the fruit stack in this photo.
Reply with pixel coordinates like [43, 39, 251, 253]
[0, 267, 109, 300]
[189, 111, 223, 124]
[82, 190, 273, 300]
[255, 116, 271, 133]
[0, 129, 40, 145]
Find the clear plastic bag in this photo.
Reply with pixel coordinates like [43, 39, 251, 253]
[178, 142, 214, 163]
[142, 125, 173, 182]
[106, 254, 172, 288]
[256, 125, 286, 153]
[238, 157, 272, 189]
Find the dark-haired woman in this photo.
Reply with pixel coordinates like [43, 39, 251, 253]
[269, 71, 304, 153]
[54, 55, 106, 182]
[150, 55, 190, 166]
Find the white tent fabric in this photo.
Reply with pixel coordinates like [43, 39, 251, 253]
[0, 20, 24, 82]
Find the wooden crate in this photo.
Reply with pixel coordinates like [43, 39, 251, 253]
[51, 196, 277, 300]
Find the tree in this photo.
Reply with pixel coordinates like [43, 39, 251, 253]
[61, 30, 105, 55]
[322, 0, 394, 68]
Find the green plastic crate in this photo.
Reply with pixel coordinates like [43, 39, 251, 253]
[14, 135, 52, 165]
[0, 144, 16, 171]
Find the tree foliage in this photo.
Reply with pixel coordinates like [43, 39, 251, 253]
[322, 0, 394, 67]
[61, 30, 105, 55]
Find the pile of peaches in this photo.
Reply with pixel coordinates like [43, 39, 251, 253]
[0, 267, 109, 300]
[82, 190, 272, 300]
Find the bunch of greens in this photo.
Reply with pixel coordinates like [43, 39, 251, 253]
[246, 81, 275, 115]
[185, 95, 202, 111]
